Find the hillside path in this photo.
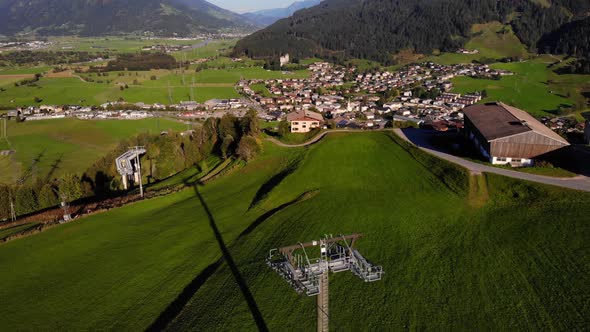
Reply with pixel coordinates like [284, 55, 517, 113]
[394, 128, 590, 192]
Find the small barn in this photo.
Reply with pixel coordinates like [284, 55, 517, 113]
[463, 102, 570, 166]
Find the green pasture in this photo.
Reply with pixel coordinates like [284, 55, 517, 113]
[0, 64, 308, 106]
[46, 36, 200, 53]
[0, 141, 301, 330]
[250, 83, 272, 97]
[172, 39, 238, 60]
[452, 57, 589, 117]
[0, 118, 186, 184]
[423, 22, 530, 65]
[0, 132, 587, 330]
[0, 66, 52, 75]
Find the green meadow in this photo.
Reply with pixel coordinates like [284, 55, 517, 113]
[46, 36, 200, 53]
[424, 22, 530, 65]
[0, 132, 587, 330]
[0, 66, 308, 106]
[0, 118, 186, 184]
[452, 56, 589, 117]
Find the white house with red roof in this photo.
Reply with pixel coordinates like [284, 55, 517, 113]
[286, 110, 324, 133]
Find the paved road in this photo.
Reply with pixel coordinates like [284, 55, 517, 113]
[394, 128, 590, 192]
[265, 129, 368, 148]
[265, 128, 590, 192]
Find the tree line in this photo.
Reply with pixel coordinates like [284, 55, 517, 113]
[0, 110, 262, 221]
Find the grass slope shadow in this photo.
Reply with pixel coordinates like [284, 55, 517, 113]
[148, 177, 317, 331]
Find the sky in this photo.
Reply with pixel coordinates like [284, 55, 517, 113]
[208, 0, 295, 13]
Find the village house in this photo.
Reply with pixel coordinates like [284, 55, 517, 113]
[287, 110, 324, 133]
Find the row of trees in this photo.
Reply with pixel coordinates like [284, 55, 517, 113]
[83, 110, 262, 198]
[0, 174, 84, 220]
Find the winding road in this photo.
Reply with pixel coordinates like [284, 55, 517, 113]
[265, 129, 590, 192]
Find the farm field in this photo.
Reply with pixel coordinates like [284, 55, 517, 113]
[452, 56, 590, 117]
[172, 39, 238, 60]
[0, 118, 187, 184]
[0, 66, 308, 106]
[45, 36, 200, 53]
[0, 132, 588, 330]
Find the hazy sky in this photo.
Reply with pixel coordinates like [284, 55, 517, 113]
[208, 0, 295, 13]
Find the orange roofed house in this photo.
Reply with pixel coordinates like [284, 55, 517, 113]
[463, 102, 570, 167]
[287, 110, 324, 133]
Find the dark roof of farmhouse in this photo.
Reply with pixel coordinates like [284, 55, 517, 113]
[463, 102, 569, 144]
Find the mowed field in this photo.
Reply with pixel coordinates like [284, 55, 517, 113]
[0, 132, 587, 330]
[0, 118, 187, 184]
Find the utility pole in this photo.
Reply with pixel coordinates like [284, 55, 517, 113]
[8, 191, 16, 222]
[168, 81, 173, 104]
[135, 147, 144, 198]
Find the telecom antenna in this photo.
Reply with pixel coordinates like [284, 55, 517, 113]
[267, 234, 383, 332]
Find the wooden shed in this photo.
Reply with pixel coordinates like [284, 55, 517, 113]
[463, 102, 570, 166]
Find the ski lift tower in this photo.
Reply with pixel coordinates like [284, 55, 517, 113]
[115, 146, 146, 196]
[267, 234, 383, 332]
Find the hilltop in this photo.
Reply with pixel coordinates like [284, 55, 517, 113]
[0, 0, 258, 37]
[234, 0, 590, 63]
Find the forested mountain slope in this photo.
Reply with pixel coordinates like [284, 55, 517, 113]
[234, 0, 590, 63]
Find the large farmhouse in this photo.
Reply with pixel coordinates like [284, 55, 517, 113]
[287, 110, 323, 133]
[463, 102, 570, 166]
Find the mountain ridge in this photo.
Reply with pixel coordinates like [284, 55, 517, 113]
[0, 0, 259, 36]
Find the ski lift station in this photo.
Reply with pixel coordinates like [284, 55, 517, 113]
[267, 234, 383, 331]
[115, 146, 146, 190]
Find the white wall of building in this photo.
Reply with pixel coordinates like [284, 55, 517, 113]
[291, 120, 320, 133]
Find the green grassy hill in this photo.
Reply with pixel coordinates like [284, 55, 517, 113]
[452, 56, 589, 117]
[0, 132, 588, 330]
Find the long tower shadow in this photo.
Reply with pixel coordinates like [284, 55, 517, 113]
[146, 181, 268, 332]
[192, 183, 268, 331]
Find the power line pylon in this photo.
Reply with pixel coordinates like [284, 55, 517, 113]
[267, 234, 383, 332]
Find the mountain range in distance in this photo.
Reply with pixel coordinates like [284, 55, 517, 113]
[242, 0, 322, 27]
[0, 0, 258, 37]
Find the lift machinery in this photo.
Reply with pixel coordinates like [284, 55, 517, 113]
[267, 234, 383, 332]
